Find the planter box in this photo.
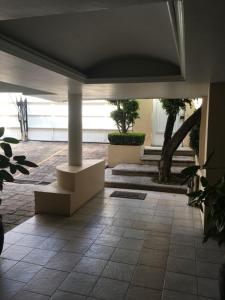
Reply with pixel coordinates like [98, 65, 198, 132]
[108, 144, 144, 167]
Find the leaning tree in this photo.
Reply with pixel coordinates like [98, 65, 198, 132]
[160, 98, 192, 157]
[159, 107, 202, 183]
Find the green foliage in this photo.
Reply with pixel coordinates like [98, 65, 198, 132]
[0, 127, 38, 191]
[181, 151, 225, 245]
[108, 132, 145, 146]
[108, 99, 139, 134]
[189, 116, 201, 155]
[160, 98, 192, 116]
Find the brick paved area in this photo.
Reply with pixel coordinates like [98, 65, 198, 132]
[1, 142, 107, 232]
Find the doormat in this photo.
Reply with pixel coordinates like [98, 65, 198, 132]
[110, 191, 147, 200]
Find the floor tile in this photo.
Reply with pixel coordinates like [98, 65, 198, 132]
[118, 237, 144, 251]
[112, 218, 133, 228]
[143, 235, 170, 251]
[22, 249, 57, 265]
[2, 243, 11, 252]
[13, 223, 55, 237]
[51, 290, 86, 299]
[38, 237, 68, 251]
[45, 252, 81, 272]
[4, 231, 25, 244]
[132, 220, 152, 230]
[197, 297, 216, 300]
[162, 289, 197, 300]
[85, 244, 115, 260]
[2, 245, 33, 260]
[13, 290, 50, 300]
[103, 261, 135, 281]
[3, 261, 42, 282]
[51, 229, 81, 240]
[123, 228, 146, 240]
[169, 244, 195, 260]
[73, 257, 107, 275]
[170, 234, 196, 247]
[103, 226, 125, 237]
[139, 249, 168, 268]
[0, 277, 24, 299]
[195, 238, 221, 250]
[126, 286, 162, 300]
[95, 234, 121, 247]
[16, 235, 46, 248]
[59, 272, 97, 295]
[24, 268, 67, 296]
[132, 265, 165, 290]
[152, 216, 173, 225]
[0, 257, 18, 273]
[92, 277, 129, 300]
[197, 277, 220, 299]
[196, 261, 219, 279]
[62, 238, 93, 254]
[150, 223, 172, 234]
[111, 248, 140, 265]
[167, 256, 196, 275]
[164, 272, 197, 294]
[196, 248, 224, 264]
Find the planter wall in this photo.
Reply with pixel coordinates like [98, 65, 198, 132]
[108, 144, 144, 167]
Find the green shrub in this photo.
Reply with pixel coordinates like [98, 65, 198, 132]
[108, 99, 139, 134]
[108, 132, 145, 146]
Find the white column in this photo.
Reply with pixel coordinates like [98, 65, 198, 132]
[68, 93, 82, 166]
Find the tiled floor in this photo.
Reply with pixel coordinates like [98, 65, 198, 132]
[0, 188, 222, 299]
[1, 142, 107, 232]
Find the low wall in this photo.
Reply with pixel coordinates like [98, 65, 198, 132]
[108, 144, 144, 167]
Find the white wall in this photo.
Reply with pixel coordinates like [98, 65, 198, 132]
[0, 93, 117, 143]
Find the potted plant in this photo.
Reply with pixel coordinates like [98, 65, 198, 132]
[107, 99, 145, 167]
[181, 153, 225, 299]
[0, 127, 38, 254]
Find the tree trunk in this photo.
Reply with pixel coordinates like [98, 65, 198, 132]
[161, 114, 177, 156]
[159, 107, 202, 183]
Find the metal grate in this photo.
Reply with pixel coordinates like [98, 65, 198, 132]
[110, 191, 147, 200]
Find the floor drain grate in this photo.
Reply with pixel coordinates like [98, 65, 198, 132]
[110, 191, 147, 200]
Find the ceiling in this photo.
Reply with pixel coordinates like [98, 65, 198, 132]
[0, 0, 224, 100]
[0, 0, 167, 20]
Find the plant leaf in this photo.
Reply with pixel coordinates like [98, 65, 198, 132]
[181, 165, 200, 177]
[0, 127, 4, 138]
[9, 164, 17, 174]
[0, 155, 10, 168]
[16, 165, 29, 175]
[18, 160, 38, 168]
[0, 170, 14, 182]
[13, 155, 26, 162]
[201, 176, 208, 187]
[188, 190, 202, 199]
[0, 142, 12, 157]
[2, 137, 19, 144]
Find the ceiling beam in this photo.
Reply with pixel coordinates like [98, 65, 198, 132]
[0, 33, 87, 82]
[0, 0, 167, 20]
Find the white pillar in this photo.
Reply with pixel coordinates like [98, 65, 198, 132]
[68, 93, 82, 166]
